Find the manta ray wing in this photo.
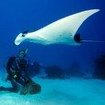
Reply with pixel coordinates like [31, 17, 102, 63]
[14, 9, 100, 45]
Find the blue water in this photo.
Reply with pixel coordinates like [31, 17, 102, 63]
[0, 0, 105, 104]
[0, 0, 105, 71]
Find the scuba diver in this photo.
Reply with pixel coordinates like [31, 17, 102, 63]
[0, 49, 41, 95]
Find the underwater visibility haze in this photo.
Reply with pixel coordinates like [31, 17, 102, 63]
[0, 0, 105, 105]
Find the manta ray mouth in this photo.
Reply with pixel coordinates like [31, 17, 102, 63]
[74, 33, 82, 43]
[14, 40, 21, 45]
[14, 33, 26, 45]
[14, 37, 23, 45]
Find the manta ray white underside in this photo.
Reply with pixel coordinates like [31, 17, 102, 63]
[14, 9, 100, 46]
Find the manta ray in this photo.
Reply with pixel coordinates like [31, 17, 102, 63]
[14, 9, 100, 46]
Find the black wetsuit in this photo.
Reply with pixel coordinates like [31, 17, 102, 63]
[1, 56, 30, 92]
[0, 56, 41, 94]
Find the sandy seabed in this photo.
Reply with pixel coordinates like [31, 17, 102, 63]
[0, 73, 105, 105]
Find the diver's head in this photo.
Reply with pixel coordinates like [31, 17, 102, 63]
[14, 31, 29, 45]
[17, 48, 28, 60]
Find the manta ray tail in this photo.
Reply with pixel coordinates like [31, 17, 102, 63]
[82, 40, 105, 43]
[74, 33, 105, 44]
